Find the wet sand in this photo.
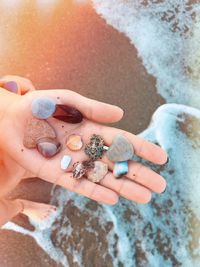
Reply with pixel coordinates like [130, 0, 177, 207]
[0, 1, 165, 266]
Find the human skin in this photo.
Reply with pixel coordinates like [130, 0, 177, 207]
[0, 76, 168, 227]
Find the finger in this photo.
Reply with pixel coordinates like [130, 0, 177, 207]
[127, 161, 166, 193]
[21, 89, 124, 124]
[9, 143, 119, 206]
[99, 125, 168, 164]
[101, 155, 166, 193]
[53, 172, 119, 205]
[0, 75, 35, 95]
[99, 172, 152, 204]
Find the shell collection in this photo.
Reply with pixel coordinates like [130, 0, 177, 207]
[23, 96, 133, 182]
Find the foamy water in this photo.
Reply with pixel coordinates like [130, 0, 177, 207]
[3, 1, 200, 266]
[92, 0, 200, 109]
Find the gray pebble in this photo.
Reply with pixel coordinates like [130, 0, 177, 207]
[31, 96, 56, 119]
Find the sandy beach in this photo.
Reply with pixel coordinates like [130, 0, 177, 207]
[0, 1, 166, 266]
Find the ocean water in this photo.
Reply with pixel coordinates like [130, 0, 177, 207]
[3, 1, 200, 266]
[93, 0, 200, 109]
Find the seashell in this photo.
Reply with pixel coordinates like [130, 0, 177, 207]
[36, 138, 61, 158]
[72, 160, 94, 179]
[61, 155, 72, 170]
[31, 97, 56, 119]
[23, 118, 56, 149]
[66, 134, 83, 151]
[52, 104, 83, 123]
[113, 161, 129, 178]
[106, 134, 134, 162]
[84, 134, 105, 160]
[72, 162, 86, 179]
[87, 161, 108, 183]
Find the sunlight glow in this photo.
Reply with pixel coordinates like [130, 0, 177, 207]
[0, 0, 22, 9]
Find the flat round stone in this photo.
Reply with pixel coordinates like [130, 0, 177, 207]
[23, 118, 56, 148]
[66, 134, 83, 151]
[106, 134, 134, 162]
[31, 96, 56, 119]
[36, 138, 61, 158]
[87, 161, 108, 183]
[113, 161, 129, 178]
[61, 155, 72, 170]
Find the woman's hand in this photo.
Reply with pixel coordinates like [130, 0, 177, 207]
[0, 87, 167, 205]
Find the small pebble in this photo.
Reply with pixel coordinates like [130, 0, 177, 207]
[106, 134, 134, 162]
[31, 96, 56, 119]
[60, 155, 72, 170]
[87, 161, 108, 183]
[23, 118, 56, 148]
[66, 134, 83, 151]
[36, 138, 61, 158]
[113, 161, 129, 178]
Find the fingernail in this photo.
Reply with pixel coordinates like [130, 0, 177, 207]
[4, 81, 18, 94]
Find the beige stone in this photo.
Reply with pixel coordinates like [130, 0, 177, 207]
[23, 117, 56, 148]
[87, 161, 108, 183]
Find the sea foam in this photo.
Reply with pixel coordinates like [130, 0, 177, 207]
[92, 0, 200, 108]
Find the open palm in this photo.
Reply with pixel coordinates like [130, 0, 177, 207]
[0, 88, 167, 205]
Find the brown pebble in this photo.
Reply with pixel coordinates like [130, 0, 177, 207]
[23, 118, 56, 149]
[66, 134, 83, 151]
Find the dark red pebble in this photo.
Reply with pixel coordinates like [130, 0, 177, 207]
[52, 104, 83, 123]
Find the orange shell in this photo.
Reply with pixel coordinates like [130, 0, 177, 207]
[66, 134, 83, 151]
